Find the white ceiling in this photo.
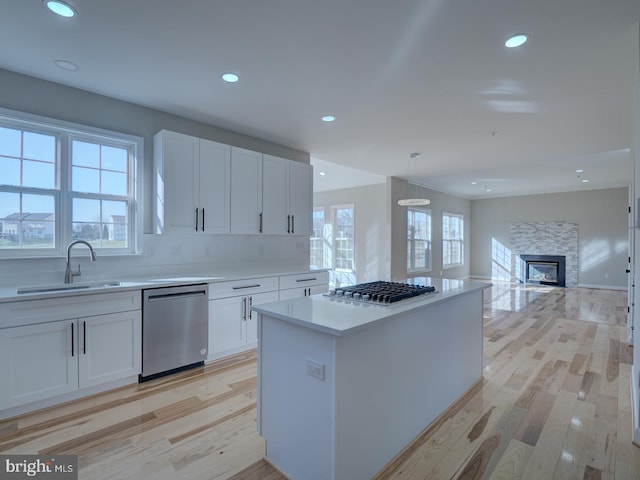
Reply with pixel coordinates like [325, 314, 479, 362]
[1, 0, 639, 198]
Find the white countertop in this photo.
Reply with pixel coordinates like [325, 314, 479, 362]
[0, 268, 329, 303]
[252, 277, 491, 336]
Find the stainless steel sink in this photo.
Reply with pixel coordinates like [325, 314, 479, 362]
[17, 281, 121, 295]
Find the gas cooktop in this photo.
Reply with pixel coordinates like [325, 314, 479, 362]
[327, 281, 436, 304]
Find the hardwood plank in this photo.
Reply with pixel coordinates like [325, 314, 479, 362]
[488, 439, 534, 480]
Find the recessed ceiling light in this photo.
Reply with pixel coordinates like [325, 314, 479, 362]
[470, 181, 477, 185]
[321, 115, 335, 122]
[575, 168, 584, 173]
[505, 34, 529, 48]
[54, 59, 78, 71]
[44, 0, 76, 17]
[222, 73, 239, 83]
[582, 179, 589, 183]
[485, 188, 492, 192]
[319, 171, 326, 176]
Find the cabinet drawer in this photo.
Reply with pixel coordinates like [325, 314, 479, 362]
[209, 276, 278, 300]
[0, 290, 142, 329]
[279, 271, 329, 290]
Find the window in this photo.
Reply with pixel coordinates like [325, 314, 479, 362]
[443, 212, 464, 267]
[407, 208, 431, 272]
[310, 207, 325, 269]
[311, 204, 355, 286]
[0, 109, 141, 257]
[333, 205, 354, 272]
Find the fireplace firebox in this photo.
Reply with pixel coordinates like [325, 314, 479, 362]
[519, 255, 566, 287]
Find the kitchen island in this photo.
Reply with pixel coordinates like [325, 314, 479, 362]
[252, 278, 490, 480]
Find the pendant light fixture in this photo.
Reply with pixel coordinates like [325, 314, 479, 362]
[398, 153, 431, 206]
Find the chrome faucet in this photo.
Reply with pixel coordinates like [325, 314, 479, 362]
[64, 240, 97, 284]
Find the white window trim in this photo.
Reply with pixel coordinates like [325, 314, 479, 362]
[442, 211, 464, 269]
[0, 107, 143, 259]
[331, 203, 355, 273]
[407, 207, 432, 274]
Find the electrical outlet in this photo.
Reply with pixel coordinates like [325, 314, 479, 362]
[306, 358, 325, 380]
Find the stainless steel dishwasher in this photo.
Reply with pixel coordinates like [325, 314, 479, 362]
[141, 283, 208, 381]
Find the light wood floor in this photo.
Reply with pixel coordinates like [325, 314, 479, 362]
[1, 283, 638, 479]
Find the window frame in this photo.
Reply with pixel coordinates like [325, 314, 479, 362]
[331, 204, 355, 273]
[0, 107, 143, 258]
[310, 206, 325, 269]
[407, 207, 432, 274]
[442, 211, 464, 268]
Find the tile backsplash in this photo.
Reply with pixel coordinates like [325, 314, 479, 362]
[0, 234, 310, 287]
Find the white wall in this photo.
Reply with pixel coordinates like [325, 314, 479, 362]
[0, 68, 311, 287]
[314, 183, 389, 284]
[471, 188, 630, 288]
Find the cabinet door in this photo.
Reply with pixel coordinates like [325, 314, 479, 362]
[209, 296, 246, 354]
[0, 321, 78, 409]
[199, 139, 231, 234]
[289, 161, 313, 236]
[262, 154, 289, 235]
[246, 291, 279, 343]
[230, 147, 263, 234]
[79, 311, 142, 389]
[154, 131, 199, 233]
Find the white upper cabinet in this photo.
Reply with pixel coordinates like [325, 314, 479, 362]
[199, 139, 231, 234]
[262, 154, 313, 236]
[154, 130, 312, 237]
[230, 147, 263, 234]
[288, 160, 313, 236]
[262, 155, 289, 234]
[154, 130, 231, 234]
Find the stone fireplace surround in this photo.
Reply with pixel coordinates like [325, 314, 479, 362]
[510, 221, 578, 287]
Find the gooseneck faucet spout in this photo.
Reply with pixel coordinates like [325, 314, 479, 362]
[64, 240, 97, 284]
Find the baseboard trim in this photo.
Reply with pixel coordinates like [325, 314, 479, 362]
[577, 283, 628, 291]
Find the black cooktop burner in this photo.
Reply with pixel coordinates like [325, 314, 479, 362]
[328, 281, 436, 304]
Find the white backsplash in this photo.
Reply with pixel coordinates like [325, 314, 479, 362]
[0, 234, 311, 287]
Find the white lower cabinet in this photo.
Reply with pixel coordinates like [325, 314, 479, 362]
[0, 321, 78, 408]
[209, 291, 277, 355]
[279, 271, 329, 300]
[208, 277, 278, 360]
[0, 310, 141, 411]
[79, 311, 142, 389]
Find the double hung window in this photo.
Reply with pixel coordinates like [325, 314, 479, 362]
[0, 109, 141, 257]
[407, 207, 431, 272]
[310, 204, 355, 285]
[442, 212, 464, 267]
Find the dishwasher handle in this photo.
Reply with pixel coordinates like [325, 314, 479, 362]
[146, 290, 207, 302]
